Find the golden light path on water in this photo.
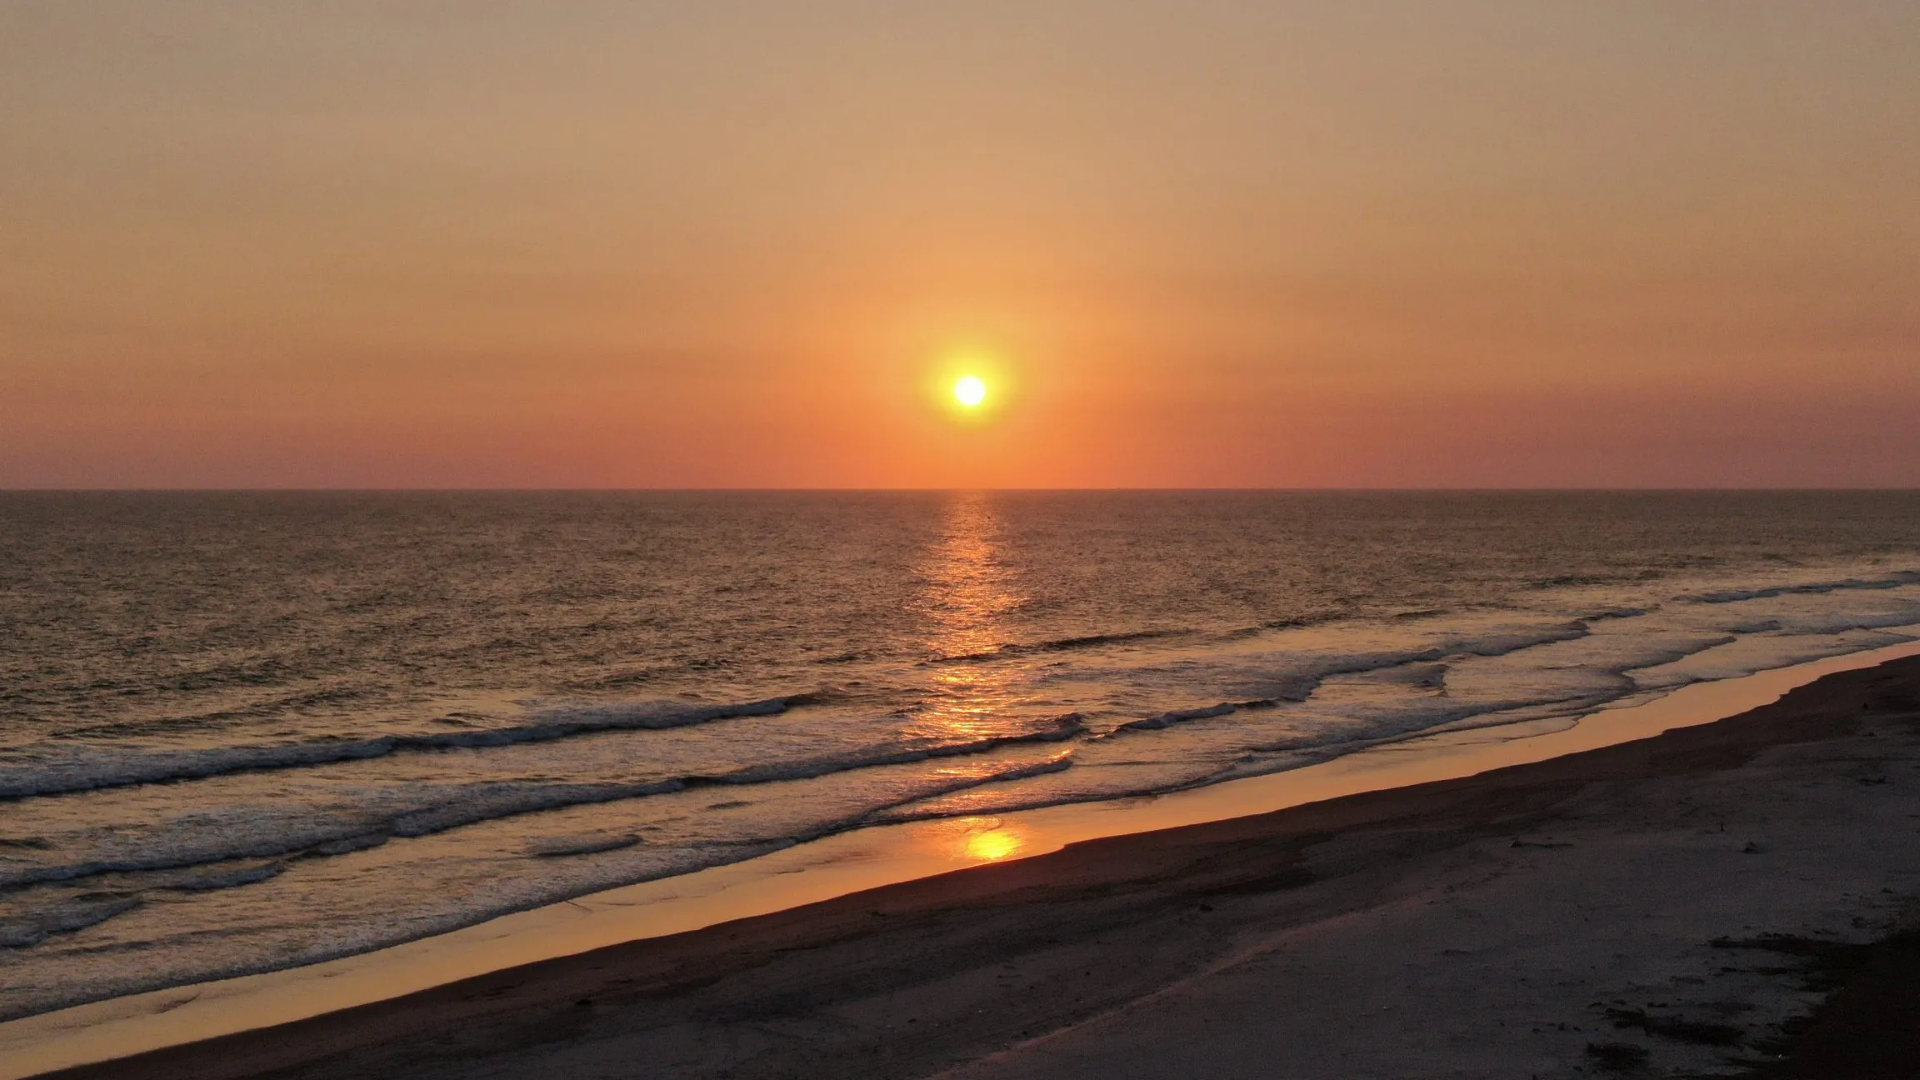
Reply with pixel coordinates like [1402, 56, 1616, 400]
[920, 492, 1023, 731]
[914, 492, 1044, 863]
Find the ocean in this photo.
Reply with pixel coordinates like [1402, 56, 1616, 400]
[3, 490, 1919, 1021]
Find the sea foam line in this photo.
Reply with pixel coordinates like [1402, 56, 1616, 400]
[0, 696, 806, 801]
[0, 717, 1088, 892]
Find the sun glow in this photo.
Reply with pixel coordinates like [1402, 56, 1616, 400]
[965, 830, 1018, 861]
[953, 375, 988, 408]
[963, 824, 1025, 862]
[928, 348, 1009, 423]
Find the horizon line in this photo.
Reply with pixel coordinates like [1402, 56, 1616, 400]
[5, 486, 1919, 495]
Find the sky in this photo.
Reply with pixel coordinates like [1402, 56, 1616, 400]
[3, 2, 1917, 488]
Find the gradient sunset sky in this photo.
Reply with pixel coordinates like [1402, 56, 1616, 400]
[4, 2, 1917, 488]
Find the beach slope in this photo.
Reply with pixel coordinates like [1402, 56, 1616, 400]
[45, 656, 1920, 1080]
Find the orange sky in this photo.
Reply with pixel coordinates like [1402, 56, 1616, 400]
[3, 3, 1918, 488]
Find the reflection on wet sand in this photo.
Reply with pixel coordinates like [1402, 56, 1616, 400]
[926, 815, 1030, 864]
[963, 824, 1025, 862]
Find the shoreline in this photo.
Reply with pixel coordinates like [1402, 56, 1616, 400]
[7, 638, 1920, 1078]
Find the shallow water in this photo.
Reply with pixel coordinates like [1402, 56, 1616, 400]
[2, 490, 1919, 1019]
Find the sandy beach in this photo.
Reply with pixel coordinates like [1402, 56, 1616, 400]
[30, 654, 1919, 1079]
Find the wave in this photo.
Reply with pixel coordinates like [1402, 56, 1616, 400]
[51, 686, 378, 740]
[702, 714, 1082, 787]
[145, 861, 287, 893]
[936, 615, 1399, 664]
[0, 695, 811, 801]
[0, 896, 143, 950]
[1116, 702, 1240, 732]
[848, 754, 1077, 830]
[9, 579, 1914, 968]
[1107, 620, 1600, 737]
[0, 715, 1088, 893]
[1260, 611, 1357, 630]
[1684, 570, 1920, 605]
[869, 680, 1665, 830]
[1580, 607, 1650, 622]
[1529, 573, 1631, 590]
[528, 833, 646, 858]
[0, 731, 1087, 957]
[0, 746, 1084, 1016]
[929, 629, 1183, 664]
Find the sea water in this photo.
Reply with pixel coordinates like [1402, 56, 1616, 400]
[2, 490, 1918, 1020]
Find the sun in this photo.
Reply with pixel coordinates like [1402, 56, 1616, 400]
[953, 375, 988, 408]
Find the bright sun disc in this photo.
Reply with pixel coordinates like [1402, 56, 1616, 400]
[953, 375, 987, 407]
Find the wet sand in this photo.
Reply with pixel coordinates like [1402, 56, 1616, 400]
[38, 655, 1920, 1080]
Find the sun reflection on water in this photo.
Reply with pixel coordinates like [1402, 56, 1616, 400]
[915, 492, 1029, 740]
[896, 494, 1078, 838]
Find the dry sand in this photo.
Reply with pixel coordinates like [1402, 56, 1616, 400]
[41, 656, 1920, 1080]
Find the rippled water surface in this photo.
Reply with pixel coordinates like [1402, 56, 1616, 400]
[3, 491, 1919, 1019]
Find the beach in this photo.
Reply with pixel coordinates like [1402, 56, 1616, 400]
[35, 652, 1920, 1080]
[8, 492, 1920, 1034]
[11, 4, 1920, 1076]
